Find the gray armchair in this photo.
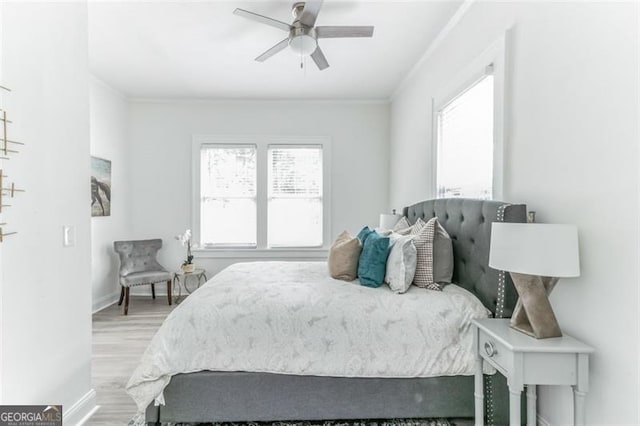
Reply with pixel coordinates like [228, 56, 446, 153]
[113, 239, 173, 315]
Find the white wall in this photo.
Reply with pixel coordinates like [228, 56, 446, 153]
[0, 2, 96, 423]
[127, 100, 389, 293]
[90, 77, 131, 312]
[390, 1, 639, 424]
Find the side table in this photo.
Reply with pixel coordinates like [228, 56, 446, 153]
[473, 318, 594, 426]
[172, 268, 208, 304]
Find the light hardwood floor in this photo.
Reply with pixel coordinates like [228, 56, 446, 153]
[90, 296, 176, 425]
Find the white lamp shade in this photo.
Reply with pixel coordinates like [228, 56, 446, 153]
[489, 223, 580, 277]
[379, 214, 402, 230]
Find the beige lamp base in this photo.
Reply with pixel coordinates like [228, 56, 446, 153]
[509, 272, 562, 339]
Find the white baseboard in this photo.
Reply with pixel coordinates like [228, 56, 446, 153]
[537, 413, 551, 426]
[92, 291, 120, 313]
[64, 389, 99, 426]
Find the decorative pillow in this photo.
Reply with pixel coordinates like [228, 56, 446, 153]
[412, 217, 427, 233]
[328, 231, 362, 281]
[410, 217, 454, 290]
[357, 226, 374, 244]
[374, 228, 393, 236]
[357, 231, 391, 288]
[392, 216, 413, 235]
[385, 232, 417, 293]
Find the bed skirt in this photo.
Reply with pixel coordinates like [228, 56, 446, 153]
[145, 371, 516, 425]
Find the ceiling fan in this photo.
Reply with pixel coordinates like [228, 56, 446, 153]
[233, 0, 374, 71]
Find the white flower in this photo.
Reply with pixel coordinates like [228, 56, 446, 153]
[175, 229, 192, 246]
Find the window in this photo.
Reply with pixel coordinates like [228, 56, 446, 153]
[432, 35, 506, 201]
[193, 136, 330, 251]
[200, 145, 257, 247]
[436, 74, 494, 199]
[268, 146, 323, 247]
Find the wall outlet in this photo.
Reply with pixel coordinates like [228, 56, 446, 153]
[63, 225, 75, 247]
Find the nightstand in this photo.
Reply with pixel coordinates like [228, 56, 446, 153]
[472, 318, 594, 426]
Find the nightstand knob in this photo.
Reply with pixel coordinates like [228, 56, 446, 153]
[484, 341, 497, 357]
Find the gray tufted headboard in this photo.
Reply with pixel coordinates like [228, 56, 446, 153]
[403, 198, 526, 318]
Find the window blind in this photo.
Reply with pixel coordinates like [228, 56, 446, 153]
[200, 145, 257, 246]
[268, 146, 323, 247]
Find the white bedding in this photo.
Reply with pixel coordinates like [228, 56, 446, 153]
[127, 261, 491, 418]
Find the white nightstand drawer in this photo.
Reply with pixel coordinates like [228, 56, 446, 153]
[478, 329, 512, 374]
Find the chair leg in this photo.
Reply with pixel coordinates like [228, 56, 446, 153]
[167, 280, 172, 306]
[118, 287, 125, 306]
[124, 287, 130, 315]
[151, 283, 156, 299]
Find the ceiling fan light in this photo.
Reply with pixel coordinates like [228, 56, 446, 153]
[289, 34, 317, 55]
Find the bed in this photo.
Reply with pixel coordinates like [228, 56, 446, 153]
[136, 198, 526, 425]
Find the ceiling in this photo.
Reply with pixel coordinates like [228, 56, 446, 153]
[88, 1, 463, 100]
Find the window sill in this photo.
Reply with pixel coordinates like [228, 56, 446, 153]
[193, 247, 329, 259]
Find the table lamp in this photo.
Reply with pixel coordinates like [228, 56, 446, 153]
[489, 223, 580, 339]
[379, 210, 402, 230]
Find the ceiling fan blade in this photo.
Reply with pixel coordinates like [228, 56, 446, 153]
[233, 8, 292, 32]
[299, 0, 323, 27]
[255, 38, 290, 62]
[316, 26, 374, 38]
[310, 47, 329, 71]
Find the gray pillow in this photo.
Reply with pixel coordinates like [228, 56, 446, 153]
[392, 216, 412, 235]
[327, 231, 362, 281]
[410, 217, 454, 290]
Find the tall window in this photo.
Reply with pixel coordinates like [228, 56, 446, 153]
[200, 145, 257, 247]
[195, 137, 328, 250]
[436, 73, 494, 199]
[268, 146, 323, 247]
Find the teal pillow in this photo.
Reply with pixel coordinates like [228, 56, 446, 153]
[357, 231, 391, 288]
[357, 226, 374, 244]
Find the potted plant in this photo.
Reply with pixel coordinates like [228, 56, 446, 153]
[176, 229, 195, 273]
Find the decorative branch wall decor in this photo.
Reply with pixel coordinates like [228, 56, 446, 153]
[0, 84, 24, 241]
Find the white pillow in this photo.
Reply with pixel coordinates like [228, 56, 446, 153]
[385, 232, 417, 293]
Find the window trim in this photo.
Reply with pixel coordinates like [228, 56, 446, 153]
[431, 34, 507, 200]
[191, 135, 332, 254]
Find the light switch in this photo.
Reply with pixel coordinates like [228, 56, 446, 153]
[63, 225, 75, 247]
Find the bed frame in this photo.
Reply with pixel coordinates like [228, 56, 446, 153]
[145, 198, 526, 425]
